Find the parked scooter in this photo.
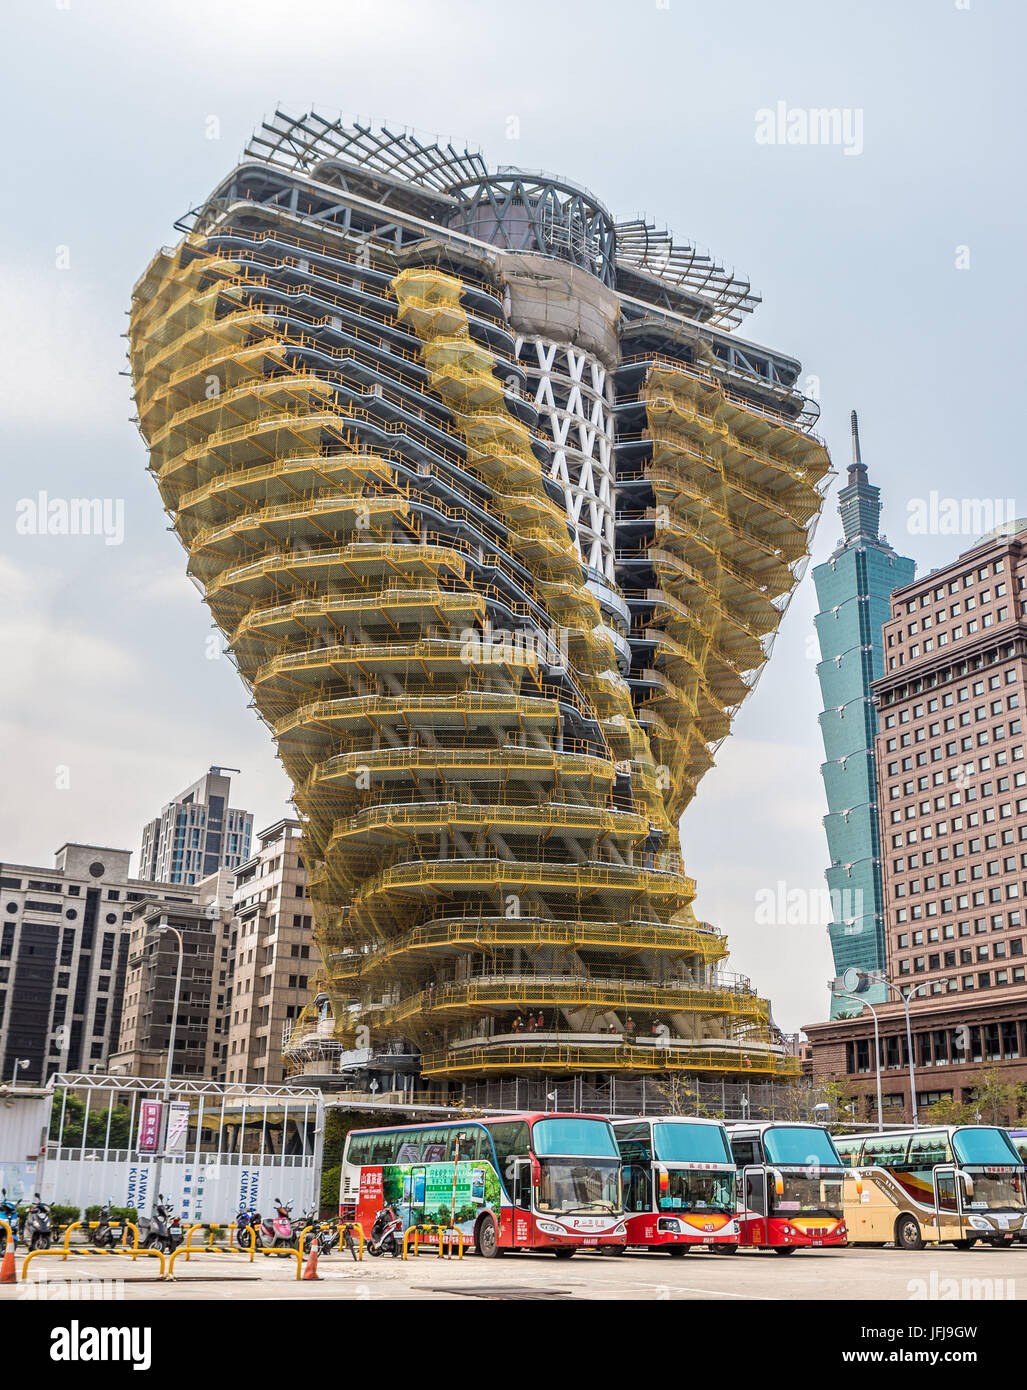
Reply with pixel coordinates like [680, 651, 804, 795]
[0, 1189, 19, 1251]
[139, 1194, 183, 1254]
[235, 1204, 262, 1250]
[299, 1207, 339, 1257]
[91, 1198, 119, 1250]
[366, 1204, 402, 1257]
[23, 1194, 53, 1251]
[259, 1197, 297, 1249]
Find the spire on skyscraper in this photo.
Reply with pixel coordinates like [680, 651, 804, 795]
[837, 407, 882, 545]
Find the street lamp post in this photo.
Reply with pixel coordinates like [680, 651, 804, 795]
[149, 926, 184, 1209]
[9, 1058, 30, 1087]
[883, 978, 930, 1128]
[835, 993, 883, 1129]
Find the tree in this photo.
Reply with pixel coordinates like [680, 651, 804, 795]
[320, 1164, 341, 1210]
[966, 1067, 1021, 1126]
[649, 1075, 720, 1118]
[56, 1094, 132, 1149]
[924, 1095, 971, 1126]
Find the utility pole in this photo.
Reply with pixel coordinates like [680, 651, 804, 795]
[149, 925, 184, 1208]
[835, 993, 883, 1129]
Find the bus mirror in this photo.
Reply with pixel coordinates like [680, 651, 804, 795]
[960, 1171, 974, 1200]
[855, 1175, 863, 1197]
[772, 1169, 784, 1198]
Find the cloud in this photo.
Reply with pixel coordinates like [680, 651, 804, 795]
[0, 268, 128, 430]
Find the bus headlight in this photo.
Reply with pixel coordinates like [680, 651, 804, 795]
[535, 1219, 565, 1236]
[658, 1218, 684, 1234]
[968, 1216, 990, 1231]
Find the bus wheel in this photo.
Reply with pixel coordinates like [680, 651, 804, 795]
[953, 1239, 979, 1250]
[772, 1246, 797, 1256]
[553, 1247, 576, 1259]
[895, 1215, 924, 1251]
[666, 1246, 690, 1256]
[712, 1244, 739, 1255]
[474, 1215, 503, 1259]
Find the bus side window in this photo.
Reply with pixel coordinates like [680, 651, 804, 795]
[396, 1132, 421, 1163]
[486, 1121, 530, 1191]
[370, 1132, 395, 1165]
[730, 1139, 758, 1167]
[448, 1128, 484, 1161]
[420, 1128, 447, 1162]
[908, 1132, 951, 1167]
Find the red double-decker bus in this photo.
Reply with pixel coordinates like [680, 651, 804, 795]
[341, 1112, 626, 1257]
[725, 1122, 849, 1253]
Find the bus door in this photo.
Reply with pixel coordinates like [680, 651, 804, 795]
[932, 1164, 964, 1243]
[511, 1157, 534, 1246]
[741, 1166, 768, 1245]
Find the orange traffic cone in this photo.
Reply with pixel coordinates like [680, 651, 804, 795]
[301, 1242, 321, 1281]
[0, 1241, 16, 1285]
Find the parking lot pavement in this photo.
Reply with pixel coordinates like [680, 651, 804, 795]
[4, 1244, 1026, 1300]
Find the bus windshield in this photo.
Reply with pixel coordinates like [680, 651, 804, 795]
[952, 1127, 1022, 1167]
[763, 1127, 842, 1169]
[659, 1170, 735, 1214]
[536, 1159, 622, 1216]
[772, 1173, 845, 1219]
[531, 1117, 619, 1158]
[653, 1122, 732, 1166]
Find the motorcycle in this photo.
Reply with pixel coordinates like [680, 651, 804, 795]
[0, 1189, 19, 1252]
[366, 1204, 402, 1258]
[260, 1197, 297, 1249]
[91, 1199, 119, 1250]
[299, 1207, 339, 1257]
[23, 1194, 53, 1252]
[139, 1194, 183, 1254]
[235, 1204, 262, 1251]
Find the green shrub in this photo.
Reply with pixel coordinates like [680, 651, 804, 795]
[83, 1205, 138, 1225]
[320, 1164, 341, 1212]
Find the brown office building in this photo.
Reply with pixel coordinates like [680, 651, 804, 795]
[224, 819, 313, 1086]
[110, 870, 236, 1081]
[805, 520, 1027, 1120]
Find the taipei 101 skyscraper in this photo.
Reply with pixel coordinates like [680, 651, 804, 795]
[129, 111, 831, 1106]
[813, 413, 915, 1018]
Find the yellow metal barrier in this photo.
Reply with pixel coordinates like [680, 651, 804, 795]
[256, 1238, 306, 1281]
[0, 1219, 12, 1253]
[437, 1226, 464, 1260]
[119, 1222, 140, 1259]
[230, 1224, 259, 1260]
[178, 1224, 205, 1262]
[204, 1224, 227, 1250]
[24, 1245, 165, 1281]
[163, 1223, 256, 1280]
[402, 1224, 443, 1259]
[85, 1220, 124, 1255]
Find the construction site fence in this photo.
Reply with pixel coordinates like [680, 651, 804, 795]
[316, 1074, 822, 1121]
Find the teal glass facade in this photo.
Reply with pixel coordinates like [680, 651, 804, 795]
[813, 447, 915, 1016]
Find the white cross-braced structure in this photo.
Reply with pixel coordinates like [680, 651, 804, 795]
[517, 336, 617, 583]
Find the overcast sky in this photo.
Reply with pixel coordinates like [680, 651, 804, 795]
[2, 0, 1023, 1033]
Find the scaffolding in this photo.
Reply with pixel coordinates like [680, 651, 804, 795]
[129, 116, 830, 1099]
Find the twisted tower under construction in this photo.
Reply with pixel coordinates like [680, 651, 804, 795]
[129, 111, 832, 1108]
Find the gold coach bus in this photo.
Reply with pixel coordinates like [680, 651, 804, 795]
[833, 1125, 1026, 1250]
